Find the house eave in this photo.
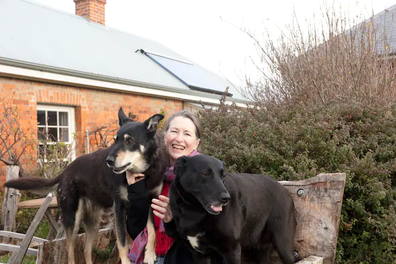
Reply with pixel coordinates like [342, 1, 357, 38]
[0, 57, 250, 107]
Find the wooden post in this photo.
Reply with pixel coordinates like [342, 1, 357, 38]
[279, 173, 346, 264]
[1, 165, 20, 243]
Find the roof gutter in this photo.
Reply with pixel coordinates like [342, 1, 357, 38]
[0, 57, 250, 107]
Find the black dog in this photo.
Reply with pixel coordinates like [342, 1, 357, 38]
[169, 154, 296, 264]
[4, 108, 164, 264]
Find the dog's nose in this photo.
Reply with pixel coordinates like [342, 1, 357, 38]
[106, 156, 115, 167]
[220, 193, 231, 204]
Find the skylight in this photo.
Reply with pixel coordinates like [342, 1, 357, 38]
[136, 49, 232, 97]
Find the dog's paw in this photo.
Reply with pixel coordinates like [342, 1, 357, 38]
[143, 251, 157, 264]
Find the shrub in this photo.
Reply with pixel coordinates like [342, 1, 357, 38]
[198, 102, 396, 263]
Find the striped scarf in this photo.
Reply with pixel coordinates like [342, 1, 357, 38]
[127, 150, 200, 263]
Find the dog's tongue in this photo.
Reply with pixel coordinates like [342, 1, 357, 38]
[211, 205, 223, 212]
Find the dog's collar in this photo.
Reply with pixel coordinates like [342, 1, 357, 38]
[174, 178, 201, 207]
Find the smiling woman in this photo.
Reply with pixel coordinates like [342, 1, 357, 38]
[163, 112, 201, 166]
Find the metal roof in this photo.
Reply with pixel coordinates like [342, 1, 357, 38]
[354, 4, 396, 55]
[0, 0, 248, 103]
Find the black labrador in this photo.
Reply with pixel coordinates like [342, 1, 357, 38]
[169, 154, 296, 264]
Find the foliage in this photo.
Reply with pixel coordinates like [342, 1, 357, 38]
[93, 239, 116, 262]
[15, 192, 54, 238]
[198, 103, 396, 263]
[221, 3, 396, 262]
[243, 5, 396, 110]
[0, 98, 33, 167]
[0, 254, 36, 264]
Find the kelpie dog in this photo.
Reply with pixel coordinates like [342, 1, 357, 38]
[169, 154, 297, 264]
[4, 108, 165, 264]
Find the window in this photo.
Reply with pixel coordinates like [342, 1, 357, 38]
[37, 105, 76, 162]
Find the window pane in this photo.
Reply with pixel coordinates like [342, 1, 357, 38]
[37, 111, 45, 126]
[47, 111, 57, 126]
[38, 145, 49, 158]
[48, 127, 58, 141]
[60, 128, 69, 142]
[59, 112, 68, 126]
[38, 127, 46, 141]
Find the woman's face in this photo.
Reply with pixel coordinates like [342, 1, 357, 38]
[164, 116, 200, 166]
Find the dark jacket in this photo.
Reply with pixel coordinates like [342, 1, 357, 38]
[126, 179, 194, 264]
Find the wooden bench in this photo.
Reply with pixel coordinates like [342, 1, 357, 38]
[37, 173, 346, 264]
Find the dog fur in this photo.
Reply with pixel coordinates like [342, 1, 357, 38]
[4, 108, 165, 264]
[169, 154, 297, 264]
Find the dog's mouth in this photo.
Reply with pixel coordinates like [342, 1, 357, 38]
[204, 202, 228, 215]
[112, 162, 131, 174]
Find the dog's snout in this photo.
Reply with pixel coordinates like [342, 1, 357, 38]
[221, 193, 231, 204]
[106, 156, 116, 167]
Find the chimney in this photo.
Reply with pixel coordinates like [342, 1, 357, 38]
[74, 0, 106, 25]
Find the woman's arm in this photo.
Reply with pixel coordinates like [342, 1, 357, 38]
[126, 176, 150, 240]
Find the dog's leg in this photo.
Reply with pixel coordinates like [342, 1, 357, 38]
[82, 203, 102, 264]
[222, 243, 242, 264]
[114, 200, 131, 264]
[62, 198, 82, 264]
[143, 209, 157, 264]
[270, 216, 296, 264]
[272, 235, 295, 264]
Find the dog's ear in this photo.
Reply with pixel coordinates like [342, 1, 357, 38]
[174, 156, 189, 176]
[118, 107, 133, 127]
[144, 114, 164, 135]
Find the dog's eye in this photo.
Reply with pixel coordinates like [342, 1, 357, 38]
[125, 138, 133, 144]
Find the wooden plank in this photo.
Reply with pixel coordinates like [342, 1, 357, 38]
[0, 243, 38, 256]
[0, 231, 48, 244]
[9, 193, 54, 264]
[44, 210, 59, 235]
[17, 197, 58, 209]
[296, 256, 324, 264]
[279, 173, 346, 264]
[1, 165, 20, 243]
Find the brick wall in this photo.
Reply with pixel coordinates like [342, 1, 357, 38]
[0, 76, 183, 190]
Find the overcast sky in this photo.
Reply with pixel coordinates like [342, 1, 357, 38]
[32, 0, 396, 87]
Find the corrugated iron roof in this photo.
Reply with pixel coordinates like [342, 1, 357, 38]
[0, 0, 247, 102]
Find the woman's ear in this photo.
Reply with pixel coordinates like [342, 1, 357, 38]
[195, 138, 201, 150]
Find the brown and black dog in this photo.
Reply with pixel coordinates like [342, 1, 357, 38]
[169, 154, 297, 264]
[4, 108, 165, 264]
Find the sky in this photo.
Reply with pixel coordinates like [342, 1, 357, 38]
[32, 0, 396, 87]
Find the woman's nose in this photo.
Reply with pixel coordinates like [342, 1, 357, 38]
[175, 133, 183, 141]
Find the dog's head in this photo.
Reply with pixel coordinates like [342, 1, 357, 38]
[106, 107, 164, 174]
[174, 154, 231, 215]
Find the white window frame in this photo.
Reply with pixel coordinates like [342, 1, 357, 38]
[36, 105, 76, 161]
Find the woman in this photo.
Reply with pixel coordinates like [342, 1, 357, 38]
[126, 110, 201, 264]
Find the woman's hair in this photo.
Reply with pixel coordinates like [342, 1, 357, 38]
[163, 110, 201, 139]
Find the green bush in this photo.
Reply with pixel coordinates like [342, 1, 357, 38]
[198, 102, 396, 263]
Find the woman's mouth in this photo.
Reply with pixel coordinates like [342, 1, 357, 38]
[172, 144, 185, 151]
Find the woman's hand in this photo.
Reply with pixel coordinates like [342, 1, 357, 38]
[126, 172, 145, 185]
[151, 195, 173, 223]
